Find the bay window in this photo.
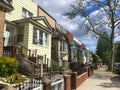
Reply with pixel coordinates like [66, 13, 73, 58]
[60, 42, 67, 52]
[33, 28, 48, 47]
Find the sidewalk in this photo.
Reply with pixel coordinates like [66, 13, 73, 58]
[77, 66, 120, 90]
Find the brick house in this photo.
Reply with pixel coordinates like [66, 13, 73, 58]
[37, 6, 56, 34]
[0, 0, 13, 57]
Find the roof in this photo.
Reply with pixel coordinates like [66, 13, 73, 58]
[13, 16, 53, 33]
[0, 0, 14, 12]
[38, 6, 56, 22]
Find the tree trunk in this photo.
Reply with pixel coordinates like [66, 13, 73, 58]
[108, 8, 115, 71]
[108, 42, 114, 71]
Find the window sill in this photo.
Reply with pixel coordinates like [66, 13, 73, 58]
[32, 43, 49, 48]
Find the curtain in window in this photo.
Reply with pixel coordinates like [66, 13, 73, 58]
[39, 30, 43, 45]
[33, 29, 38, 44]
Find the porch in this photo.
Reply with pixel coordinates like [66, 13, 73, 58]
[3, 43, 48, 78]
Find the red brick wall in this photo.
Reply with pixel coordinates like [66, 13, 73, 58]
[76, 72, 88, 88]
[66, 31, 73, 42]
[64, 75, 71, 90]
[71, 71, 88, 89]
[0, 10, 5, 57]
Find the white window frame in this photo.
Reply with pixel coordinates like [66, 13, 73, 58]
[43, 33, 48, 46]
[33, 28, 49, 47]
[22, 8, 33, 18]
[60, 41, 67, 53]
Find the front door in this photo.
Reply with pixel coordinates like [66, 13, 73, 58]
[4, 28, 13, 46]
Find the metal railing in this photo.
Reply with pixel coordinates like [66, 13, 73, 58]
[51, 74, 64, 90]
[13, 78, 43, 90]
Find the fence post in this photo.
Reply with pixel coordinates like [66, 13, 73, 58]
[43, 77, 51, 90]
[64, 74, 71, 90]
[71, 72, 77, 89]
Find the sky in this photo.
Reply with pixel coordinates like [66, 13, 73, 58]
[34, 0, 120, 52]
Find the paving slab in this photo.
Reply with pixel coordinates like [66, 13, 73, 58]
[77, 66, 120, 90]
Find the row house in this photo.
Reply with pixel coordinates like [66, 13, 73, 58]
[52, 23, 69, 67]
[79, 43, 93, 64]
[1, 0, 92, 76]
[51, 23, 91, 68]
[0, 0, 13, 57]
[69, 37, 92, 64]
[3, 0, 52, 76]
[37, 6, 56, 34]
[69, 37, 83, 63]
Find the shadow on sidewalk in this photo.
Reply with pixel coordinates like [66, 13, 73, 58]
[97, 76, 120, 88]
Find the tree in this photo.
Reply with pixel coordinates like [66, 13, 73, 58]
[96, 32, 111, 65]
[115, 42, 120, 62]
[66, 0, 120, 71]
[92, 53, 100, 64]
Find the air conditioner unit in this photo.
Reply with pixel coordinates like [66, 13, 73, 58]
[33, 39, 39, 44]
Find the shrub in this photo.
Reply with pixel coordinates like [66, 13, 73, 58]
[51, 59, 60, 71]
[6, 73, 27, 84]
[77, 63, 85, 67]
[92, 54, 100, 64]
[0, 57, 19, 77]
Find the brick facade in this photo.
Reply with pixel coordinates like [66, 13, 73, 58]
[0, 10, 5, 57]
[71, 70, 88, 89]
[64, 75, 71, 90]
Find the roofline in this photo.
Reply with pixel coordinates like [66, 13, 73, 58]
[13, 18, 52, 33]
[0, 1, 14, 12]
[37, 5, 56, 22]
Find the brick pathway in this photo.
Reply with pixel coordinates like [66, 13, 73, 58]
[77, 66, 120, 90]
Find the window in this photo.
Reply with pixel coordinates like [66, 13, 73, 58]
[44, 33, 48, 46]
[33, 28, 49, 46]
[39, 30, 43, 45]
[4, 27, 14, 46]
[17, 26, 24, 42]
[60, 42, 67, 52]
[22, 8, 33, 18]
[33, 29, 38, 44]
[5, 0, 12, 4]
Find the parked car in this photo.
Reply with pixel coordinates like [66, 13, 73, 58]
[114, 62, 120, 74]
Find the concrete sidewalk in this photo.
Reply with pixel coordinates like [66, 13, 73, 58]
[77, 66, 120, 90]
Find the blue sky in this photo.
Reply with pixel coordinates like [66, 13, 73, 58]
[35, 0, 120, 52]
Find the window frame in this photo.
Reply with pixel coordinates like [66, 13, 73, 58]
[17, 26, 24, 43]
[33, 28, 49, 47]
[60, 41, 67, 53]
[22, 8, 33, 18]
